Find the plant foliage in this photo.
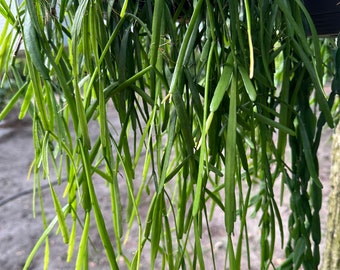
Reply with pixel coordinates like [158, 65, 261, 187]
[0, 0, 338, 269]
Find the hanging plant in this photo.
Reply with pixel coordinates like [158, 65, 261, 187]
[0, 0, 337, 269]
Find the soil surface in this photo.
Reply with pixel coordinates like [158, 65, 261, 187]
[0, 106, 333, 270]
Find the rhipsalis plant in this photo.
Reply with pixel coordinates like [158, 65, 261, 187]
[0, 0, 337, 269]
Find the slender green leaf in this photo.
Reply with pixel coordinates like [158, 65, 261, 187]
[49, 184, 69, 244]
[238, 65, 257, 102]
[253, 111, 296, 136]
[225, 74, 237, 234]
[0, 82, 27, 121]
[23, 11, 49, 80]
[209, 54, 234, 113]
[76, 212, 90, 270]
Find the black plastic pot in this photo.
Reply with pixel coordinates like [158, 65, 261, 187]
[304, 0, 340, 36]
